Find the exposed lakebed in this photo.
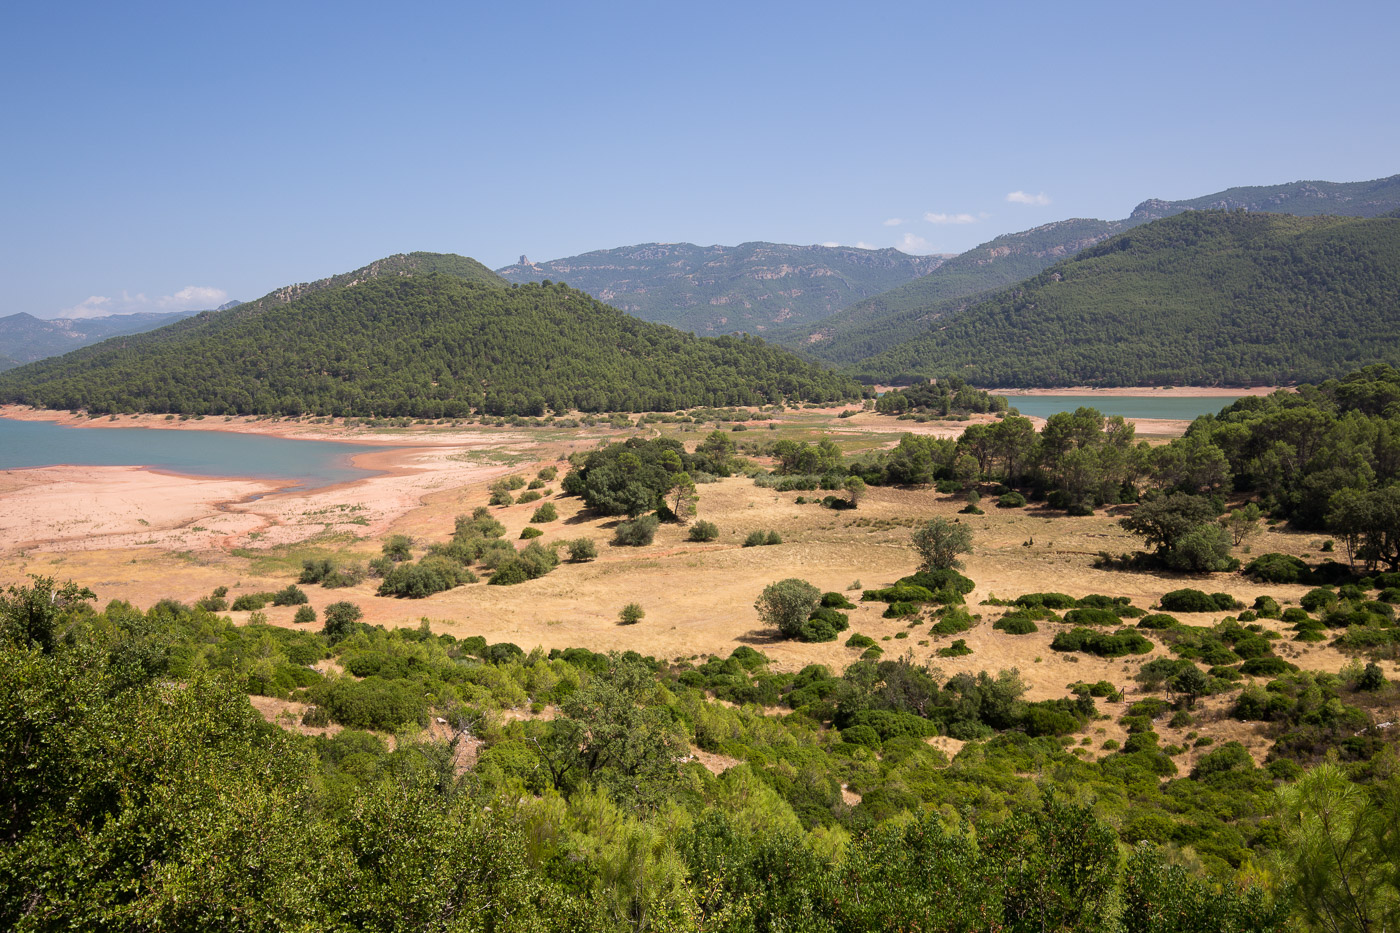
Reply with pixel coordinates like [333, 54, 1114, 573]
[0, 417, 382, 490]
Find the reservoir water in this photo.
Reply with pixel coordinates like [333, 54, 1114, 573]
[0, 418, 381, 490]
[996, 394, 1246, 422]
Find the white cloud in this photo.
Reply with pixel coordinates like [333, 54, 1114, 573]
[160, 285, 227, 309]
[896, 233, 937, 254]
[1006, 190, 1051, 206]
[821, 241, 841, 247]
[883, 217, 905, 226]
[924, 212, 977, 225]
[855, 241, 877, 250]
[49, 285, 228, 320]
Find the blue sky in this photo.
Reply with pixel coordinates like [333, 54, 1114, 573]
[4, 0, 1398, 318]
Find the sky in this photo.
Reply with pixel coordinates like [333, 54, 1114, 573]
[4, 1, 1398, 319]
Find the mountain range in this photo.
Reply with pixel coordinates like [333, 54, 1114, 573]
[855, 209, 1400, 386]
[0, 310, 208, 371]
[496, 242, 944, 336]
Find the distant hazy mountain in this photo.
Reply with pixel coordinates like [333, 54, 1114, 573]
[1130, 174, 1400, 221]
[786, 173, 1400, 364]
[0, 253, 860, 417]
[0, 310, 202, 368]
[496, 242, 944, 335]
[856, 210, 1400, 387]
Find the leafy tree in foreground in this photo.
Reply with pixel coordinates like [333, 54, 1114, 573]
[911, 518, 973, 572]
[755, 579, 822, 639]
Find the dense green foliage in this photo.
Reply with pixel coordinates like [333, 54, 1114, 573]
[0, 273, 861, 417]
[498, 241, 941, 336]
[785, 218, 1132, 363]
[10, 574, 1400, 929]
[858, 211, 1400, 385]
[563, 437, 696, 517]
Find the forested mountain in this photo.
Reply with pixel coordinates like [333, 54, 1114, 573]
[781, 173, 1399, 365]
[778, 218, 1133, 363]
[0, 272, 861, 417]
[1131, 173, 1400, 221]
[0, 309, 201, 368]
[855, 210, 1400, 386]
[496, 242, 944, 335]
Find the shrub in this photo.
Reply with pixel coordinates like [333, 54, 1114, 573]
[929, 608, 973, 637]
[537, 466, 558, 482]
[994, 613, 1039, 635]
[801, 607, 850, 642]
[937, 639, 972, 657]
[292, 605, 317, 625]
[271, 584, 309, 607]
[846, 633, 877, 649]
[520, 527, 543, 539]
[1379, 588, 1400, 604]
[821, 591, 857, 609]
[1063, 608, 1120, 627]
[743, 531, 767, 547]
[378, 556, 477, 598]
[765, 530, 783, 545]
[613, 515, 660, 546]
[1052, 627, 1153, 658]
[382, 534, 414, 562]
[531, 502, 558, 523]
[1015, 592, 1078, 610]
[1137, 613, 1182, 630]
[997, 491, 1027, 508]
[883, 601, 920, 619]
[1300, 587, 1338, 613]
[619, 603, 645, 625]
[1239, 656, 1297, 677]
[842, 724, 882, 748]
[688, 520, 719, 542]
[566, 538, 597, 562]
[518, 490, 543, 504]
[1159, 589, 1220, 613]
[899, 569, 976, 596]
[488, 542, 559, 586]
[231, 593, 272, 611]
[1253, 595, 1282, 618]
[1244, 552, 1310, 584]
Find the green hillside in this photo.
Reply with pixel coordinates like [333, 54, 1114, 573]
[777, 218, 1132, 363]
[855, 210, 1400, 386]
[497, 242, 943, 335]
[0, 272, 861, 417]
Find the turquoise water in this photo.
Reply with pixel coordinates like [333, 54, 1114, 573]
[0, 418, 381, 490]
[996, 394, 1246, 421]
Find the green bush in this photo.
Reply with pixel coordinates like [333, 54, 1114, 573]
[488, 542, 560, 586]
[883, 601, 920, 619]
[846, 633, 877, 649]
[1244, 553, 1310, 584]
[937, 639, 972, 657]
[743, 530, 767, 547]
[381, 534, 414, 562]
[1300, 587, 1338, 613]
[520, 527, 543, 539]
[613, 515, 660, 546]
[1253, 595, 1282, 618]
[997, 491, 1027, 508]
[231, 593, 272, 611]
[1063, 608, 1120, 627]
[821, 591, 857, 609]
[292, 605, 316, 625]
[799, 607, 850, 642]
[1239, 656, 1297, 677]
[619, 603, 645, 625]
[1137, 613, 1182, 630]
[687, 520, 719, 542]
[566, 538, 597, 562]
[518, 490, 543, 504]
[270, 585, 308, 607]
[1159, 589, 1222, 613]
[929, 608, 973, 637]
[994, 613, 1039, 634]
[765, 530, 783, 545]
[378, 556, 478, 598]
[1052, 627, 1153, 658]
[322, 602, 364, 644]
[1015, 592, 1078, 610]
[531, 502, 558, 523]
